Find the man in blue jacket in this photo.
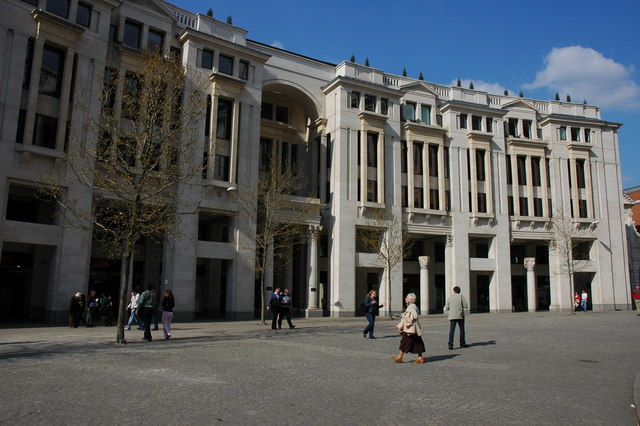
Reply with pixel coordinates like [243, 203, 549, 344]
[266, 288, 281, 330]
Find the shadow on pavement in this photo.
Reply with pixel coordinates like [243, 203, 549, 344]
[467, 340, 497, 347]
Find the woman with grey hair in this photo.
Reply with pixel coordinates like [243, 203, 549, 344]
[392, 293, 426, 364]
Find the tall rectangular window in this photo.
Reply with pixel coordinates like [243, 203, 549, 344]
[239, 60, 249, 80]
[123, 20, 142, 49]
[214, 155, 230, 181]
[519, 197, 529, 216]
[472, 115, 482, 131]
[508, 118, 518, 137]
[76, 2, 91, 27]
[533, 198, 543, 217]
[380, 98, 388, 115]
[216, 99, 232, 140]
[576, 159, 586, 189]
[430, 189, 439, 210]
[571, 127, 580, 142]
[405, 102, 416, 121]
[523, 120, 532, 139]
[261, 103, 273, 120]
[259, 138, 272, 171]
[584, 128, 591, 143]
[23, 38, 34, 90]
[506, 155, 512, 184]
[46, 0, 69, 18]
[428, 145, 438, 177]
[350, 92, 360, 108]
[364, 95, 376, 112]
[147, 29, 164, 52]
[414, 188, 424, 208]
[101, 66, 117, 116]
[122, 72, 140, 120]
[401, 141, 407, 173]
[485, 117, 493, 133]
[477, 193, 487, 213]
[475, 150, 486, 181]
[204, 95, 212, 137]
[578, 199, 588, 218]
[532, 157, 541, 186]
[516, 155, 527, 185]
[413, 143, 423, 174]
[401, 186, 408, 207]
[275, 106, 288, 123]
[559, 126, 567, 140]
[421, 105, 431, 125]
[40, 45, 65, 98]
[218, 54, 233, 75]
[459, 113, 468, 129]
[33, 114, 58, 149]
[367, 180, 377, 202]
[366, 133, 378, 167]
[200, 49, 213, 69]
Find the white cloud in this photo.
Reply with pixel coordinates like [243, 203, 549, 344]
[525, 46, 640, 110]
[450, 79, 511, 96]
[270, 40, 284, 49]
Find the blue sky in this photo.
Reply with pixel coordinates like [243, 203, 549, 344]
[171, 0, 640, 188]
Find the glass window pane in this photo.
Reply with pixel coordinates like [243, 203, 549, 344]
[76, 3, 91, 27]
[46, 0, 69, 18]
[147, 29, 164, 52]
[40, 45, 64, 97]
[123, 21, 141, 49]
[218, 55, 233, 75]
[201, 49, 213, 69]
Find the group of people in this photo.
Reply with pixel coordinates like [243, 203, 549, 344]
[362, 286, 469, 364]
[573, 290, 589, 312]
[68, 290, 115, 327]
[266, 288, 295, 330]
[68, 284, 175, 341]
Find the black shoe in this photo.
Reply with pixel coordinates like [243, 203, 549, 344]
[368, 336, 377, 340]
[152, 327, 158, 331]
[290, 325, 295, 329]
[461, 344, 469, 348]
[448, 345, 454, 350]
[363, 332, 367, 338]
[272, 327, 277, 330]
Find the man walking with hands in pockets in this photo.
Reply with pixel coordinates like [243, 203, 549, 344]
[445, 286, 469, 350]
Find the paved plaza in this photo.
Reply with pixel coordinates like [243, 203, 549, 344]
[0, 311, 639, 425]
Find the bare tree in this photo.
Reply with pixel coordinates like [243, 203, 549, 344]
[549, 208, 592, 314]
[43, 52, 206, 342]
[232, 159, 319, 324]
[357, 209, 413, 319]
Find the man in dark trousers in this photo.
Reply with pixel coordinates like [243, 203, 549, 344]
[266, 288, 281, 330]
[444, 286, 469, 350]
[278, 288, 295, 329]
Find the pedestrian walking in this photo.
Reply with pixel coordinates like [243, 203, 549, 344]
[266, 288, 281, 330]
[391, 293, 425, 364]
[574, 292, 580, 312]
[86, 290, 100, 327]
[103, 295, 115, 326]
[278, 288, 295, 329]
[69, 292, 82, 328]
[161, 289, 175, 340]
[445, 286, 469, 350]
[362, 289, 383, 339]
[138, 284, 157, 341]
[633, 285, 640, 315]
[126, 289, 143, 330]
[580, 290, 588, 312]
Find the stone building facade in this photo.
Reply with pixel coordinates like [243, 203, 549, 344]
[0, 0, 633, 323]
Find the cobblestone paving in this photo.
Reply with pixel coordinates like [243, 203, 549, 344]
[0, 311, 638, 425]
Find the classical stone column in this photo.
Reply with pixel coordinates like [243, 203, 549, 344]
[419, 256, 430, 314]
[306, 225, 323, 317]
[524, 257, 537, 312]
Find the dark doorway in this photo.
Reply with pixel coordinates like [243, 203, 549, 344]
[476, 274, 490, 312]
[0, 251, 33, 318]
[434, 274, 445, 313]
[537, 275, 550, 311]
[511, 276, 526, 312]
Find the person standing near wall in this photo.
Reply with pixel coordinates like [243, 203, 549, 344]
[633, 285, 640, 315]
[161, 289, 175, 340]
[580, 290, 588, 312]
[138, 284, 157, 341]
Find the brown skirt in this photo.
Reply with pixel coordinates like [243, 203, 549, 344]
[399, 333, 425, 354]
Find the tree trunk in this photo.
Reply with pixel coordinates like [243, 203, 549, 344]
[116, 249, 133, 343]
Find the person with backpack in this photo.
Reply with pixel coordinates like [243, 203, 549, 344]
[278, 288, 295, 329]
[362, 289, 384, 339]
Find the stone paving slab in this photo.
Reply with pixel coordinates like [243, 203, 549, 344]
[0, 311, 638, 425]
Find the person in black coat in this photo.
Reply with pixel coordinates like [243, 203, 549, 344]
[266, 288, 281, 330]
[362, 290, 384, 339]
[68, 292, 82, 328]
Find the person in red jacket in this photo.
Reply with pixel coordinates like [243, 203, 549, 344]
[633, 285, 640, 315]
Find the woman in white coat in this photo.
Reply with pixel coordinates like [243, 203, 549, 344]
[392, 293, 426, 364]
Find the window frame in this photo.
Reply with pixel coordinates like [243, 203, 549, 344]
[75, 2, 92, 27]
[218, 54, 234, 75]
[123, 20, 142, 49]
